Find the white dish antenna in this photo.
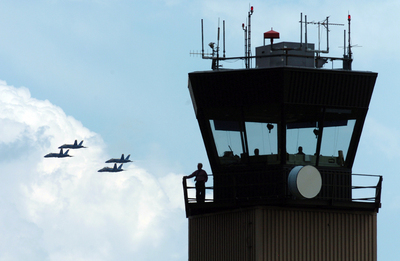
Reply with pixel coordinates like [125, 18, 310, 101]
[288, 165, 322, 199]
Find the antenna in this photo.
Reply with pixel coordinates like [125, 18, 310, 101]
[348, 13, 352, 63]
[190, 19, 212, 58]
[195, 19, 226, 69]
[342, 13, 354, 70]
[248, 5, 254, 68]
[223, 20, 226, 58]
[302, 15, 344, 54]
[344, 29, 346, 56]
[243, 23, 247, 68]
[299, 13, 303, 48]
[305, 15, 308, 49]
[201, 19, 204, 58]
[193, 7, 257, 69]
[243, 5, 254, 68]
[216, 18, 220, 69]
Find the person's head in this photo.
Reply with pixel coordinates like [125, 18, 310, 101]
[197, 163, 203, 170]
[298, 146, 303, 153]
[254, 148, 259, 156]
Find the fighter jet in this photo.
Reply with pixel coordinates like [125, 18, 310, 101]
[44, 148, 72, 158]
[58, 140, 86, 149]
[98, 163, 124, 172]
[105, 154, 132, 163]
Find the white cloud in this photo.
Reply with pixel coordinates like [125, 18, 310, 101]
[0, 81, 187, 260]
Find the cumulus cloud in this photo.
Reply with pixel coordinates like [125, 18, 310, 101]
[0, 81, 187, 260]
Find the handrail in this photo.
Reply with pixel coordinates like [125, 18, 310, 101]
[182, 173, 382, 211]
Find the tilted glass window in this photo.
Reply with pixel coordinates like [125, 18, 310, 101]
[210, 120, 243, 164]
[210, 119, 279, 165]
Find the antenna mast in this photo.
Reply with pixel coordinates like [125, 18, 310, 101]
[216, 18, 220, 69]
[342, 14, 353, 70]
[242, 23, 247, 68]
[223, 20, 226, 58]
[348, 14, 352, 69]
[303, 15, 344, 54]
[201, 19, 204, 58]
[247, 6, 254, 68]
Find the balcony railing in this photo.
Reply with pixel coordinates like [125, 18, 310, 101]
[182, 173, 382, 217]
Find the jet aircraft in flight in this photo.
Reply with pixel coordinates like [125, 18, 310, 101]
[98, 163, 124, 172]
[105, 154, 132, 163]
[58, 140, 86, 149]
[44, 149, 72, 158]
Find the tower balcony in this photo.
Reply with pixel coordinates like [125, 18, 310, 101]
[183, 170, 382, 217]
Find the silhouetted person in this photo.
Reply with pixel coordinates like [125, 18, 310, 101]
[185, 163, 208, 203]
[297, 146, 305, 155]
[254, 148, 259, 156]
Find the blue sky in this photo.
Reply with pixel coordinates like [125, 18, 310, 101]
[0, 0, 398, 260]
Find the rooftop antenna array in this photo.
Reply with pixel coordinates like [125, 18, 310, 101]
[190, 18, 226, 70]
[191, 7, 254, 70]
[299, 13, 345, 68]
[192, 8, 355, 70]
[301, 14, 344, 54]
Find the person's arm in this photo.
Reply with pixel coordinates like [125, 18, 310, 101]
[185, 170, 197, 179]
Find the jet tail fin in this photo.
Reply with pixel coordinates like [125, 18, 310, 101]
[64, 149, 69, 155]
[126, 154, 130, 160]
[79, 140, 84, 146]
[118, 164, 123, 170]
[120, 154, 125, 160]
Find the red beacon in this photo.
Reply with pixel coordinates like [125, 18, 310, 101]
[263, 28, 280, 45]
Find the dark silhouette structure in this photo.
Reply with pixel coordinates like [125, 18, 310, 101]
[183, 10, 381, 261]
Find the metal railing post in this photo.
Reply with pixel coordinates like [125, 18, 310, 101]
[182, 177, 190, 217]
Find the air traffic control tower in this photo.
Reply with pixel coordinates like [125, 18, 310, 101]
[183, 10, 382, 261]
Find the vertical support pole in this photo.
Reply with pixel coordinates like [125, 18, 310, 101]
[243, 23, 248, 68]
[183, 177, 190, 217]
[347, 14, 352, 70]
[223, 20, 226, 58]
[201, 19, 204, 58]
